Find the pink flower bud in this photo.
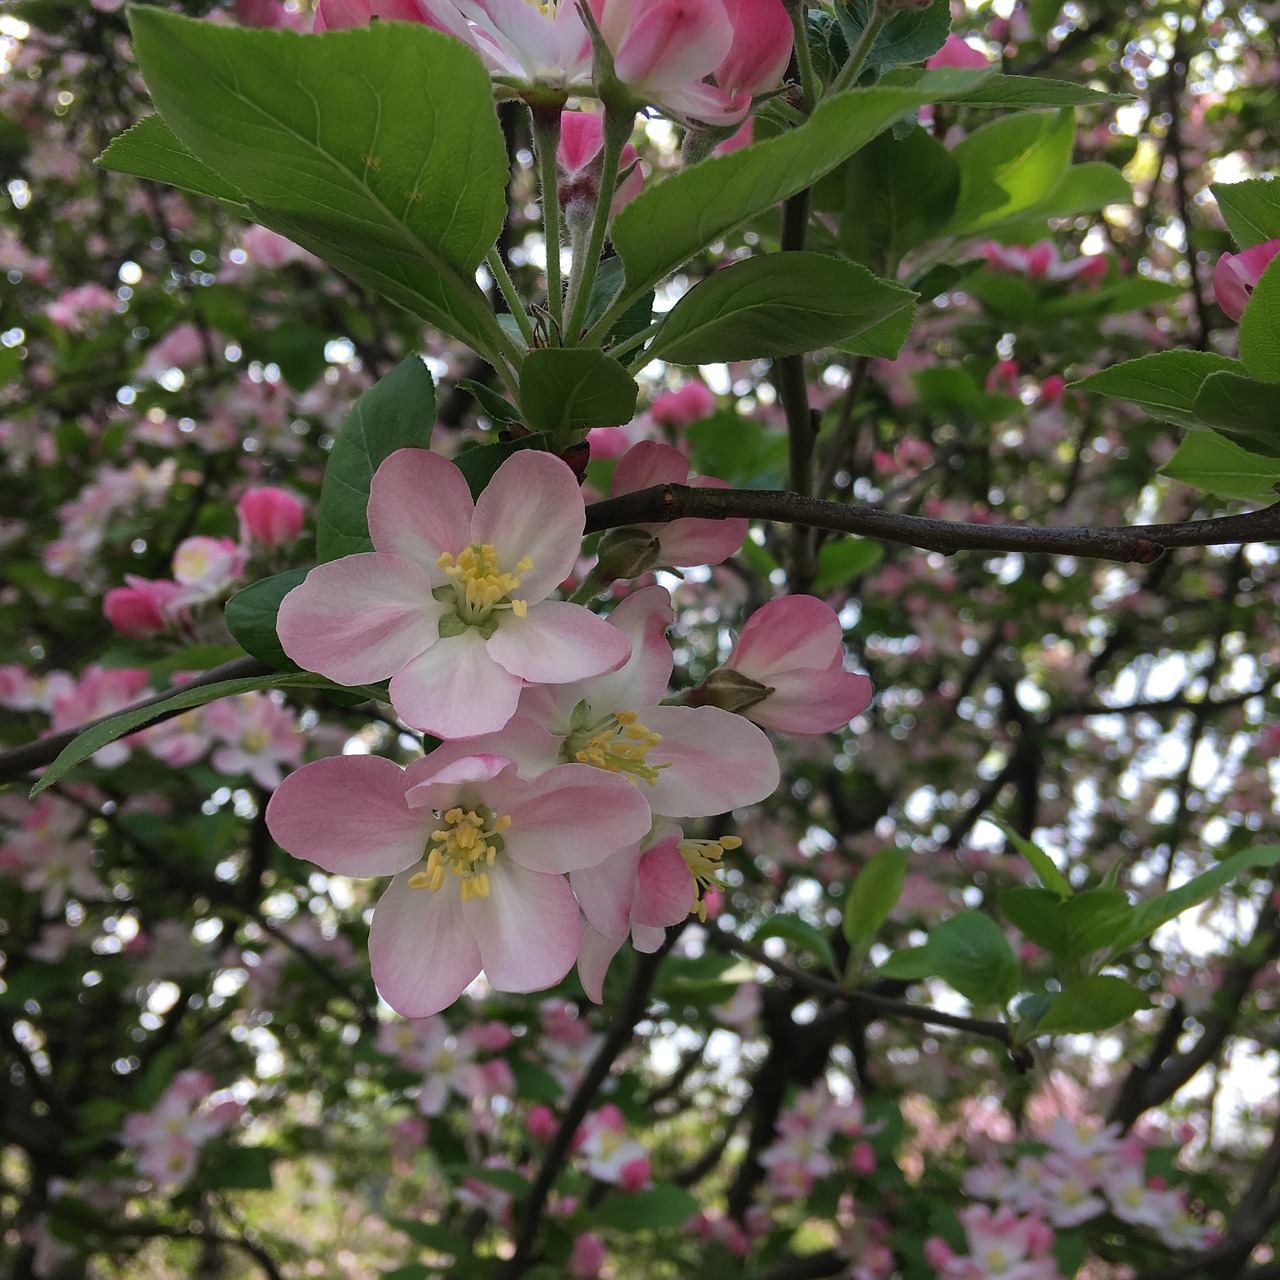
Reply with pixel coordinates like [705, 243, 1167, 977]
[985, 359, 1020, 396]
[527, 1105, 559, 1143]
[650, 381, 717, 427]
[103, 577, 180, 636]
[471, 1020, 515, 1052]
[557, 111, 643, 222]
[925, 33, 990, 70]
[714, 0, 793, 97]
[1037, 374, 1066, 407]
[313, 0, 425, 31]
[238, 486, 305, 547]
[568, 1232, 607, 1279]
[619, 1155, 651, 1192]
[851, 1141, 876, 1175]
[715, 118, 753, 156]
[1213, 237, 1280, 322]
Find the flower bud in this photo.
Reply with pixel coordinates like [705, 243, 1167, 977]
[1213, 237, 1280, 322]
[594, 527, 662, 583]
[692, 666, 772, 715]
[238, 486, 305, 548]
[103, 577, 180, 636]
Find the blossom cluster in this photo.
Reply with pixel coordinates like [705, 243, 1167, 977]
[267, 446, 872, 1016]
[120, 1069, 243, 1188]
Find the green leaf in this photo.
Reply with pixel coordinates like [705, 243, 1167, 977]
[875, 944, 932, 981]
[1105, 845, 1280, 960]
[225, 569, 309, 672]
[750, 914, 840, 977]
[128, 13, 511, 364]
[1211, 177, 1280, 249]
[975, 161, 1131, 235]
[201, 1145, 274, 1191]
[316, 356, 436, 562]
[842, 848, 907, 951]
[519, 349, 638, 433]
[1192, 370, 1280, 455]
[606, 67, 993, 328]
[944, 75, 1132, 108]
[1033, 976, 1150, 1035]
[992, 820, 1071, 898]
[593, 1183, 700, 1231]
[835, 301, 918, 358]
[97, 113, 250, 213]
[1074, 351, 1244, 429]
[386, 1217, 467, 1256]
[382, 1267, 433, 1280]
[835, 0, 951, 74]
[457, 379, 523, 426]
[811, 537, 884, 593]
[838, 127, 959, 267]
[999, 887, 1133, 972]
[453, 434, 555, 499]
[926, 912, 1021, 1007]
[1161, 430, 1280, 502]
[945, 109, 1074, 235]
[448, 1165, 530, 1197]
[1239, 254, 1280, 381]
[650, 253, 915, 364]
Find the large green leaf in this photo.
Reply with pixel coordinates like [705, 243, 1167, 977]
[878, 911, 1020, 1007]
[944, 109, 1074, 234]
[602, 66, 993, 336]
[594, 1183, 700, 1230]
[1033, 977, 1150, 1036]
[842, 847, 907, 954]
[519, 349, 638, 433]
[650, 253, 915, 364]
[315, 356, 436, 562]
[943, 76, 1132, 107]
[1211, 177, 1280, 249]
[974, 161, 1131, 237]
[128, 12, 511, 366]
[1075, 351, 1244, 429]
[1161, 430, 1280, 502]
[1192, 370, 1280, 455]
[225, 569, 309, 672]
[1239, 254, 1280, 381]
[97, 113, 250, 213]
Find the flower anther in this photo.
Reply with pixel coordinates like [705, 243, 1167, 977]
[408, 805, 514, 901]
[566, 705, 668, 786]
[436, 545, 532, 628]
[679, 835, 741, 921]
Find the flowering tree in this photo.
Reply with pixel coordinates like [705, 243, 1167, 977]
[3, 1, 1280, 1278]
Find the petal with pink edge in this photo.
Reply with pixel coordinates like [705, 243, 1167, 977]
[611, 440, 689, 496]
[501, 765, 652, 874]
[466, 861, 581, 992]
[577, 926, 625, 1003]
[266, 755, 425, 877]
[634, 838, 695, 927]
[582, 585, 674, 710]
[486, 601, 631, 684]
[640, 705, 779, 817]
[367, 449, 473, 575]
[370, 872, 484, 1018]
[389, 627, 523, 738]
[571, 843, 643, 940]
[277, 554, 442, 685]
[748, 669, 873, 734]
[471, 452, 585, 601]
[729, 595, 845, 679]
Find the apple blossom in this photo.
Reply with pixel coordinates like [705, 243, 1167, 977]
[926, 33, 991, 70]
[278, 448, 631, 738]
[558, 110, 643, 222]
[1212, 237, 1280, 321]
[103, 576, 182, 636]
[649, 380, 717, 428]
[266, 749, 651, 1015]
[237, 485, 305, 548]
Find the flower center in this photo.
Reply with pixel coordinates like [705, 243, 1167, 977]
[565, 708, 668, 786]
[408, 805, 512, 902]
[435, 544, 531, 631]
[241, 727, 272, 753]
[678, 836, 741, 921]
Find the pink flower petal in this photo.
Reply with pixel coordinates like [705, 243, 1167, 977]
[370, 871, 484, 1017]
[389, 628, 523, 738]
[638, 705, 779, 817]
[588, 585, 674, 708]
[466, 861, 581, 992]
[501, 765, 652, 874]
[577, 926, 625, 1003]
[653, 477, 746, 567]
[368, 449, 474, 574]
[485, 601, 632, 684]
[266, 754, 426, 876]
[633, 837, 695, 927]
[277, 553, 442, 685]
[729, 595, 844, 679]
[471, 452, 586, 601]
[747, 668, 873, 734]
[612, 440, 689, 495]
[571, 843, 643, 940]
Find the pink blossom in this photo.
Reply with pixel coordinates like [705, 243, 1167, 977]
[103, 577, 182, 637]
[313, 0, 427, 31]
[237, 486, 305, 547]
[982, 240, 1108, 283]
[265, 749, 652, 1015]
[714, 118, 754, 155]
[568, 1232, 608, 1279]
[712, 0, 793, 102]
[50, 666, 150, 766]
[235, 0, 310, 26]
[171, 536, 248, 605]
[578, 1105, 650, 1185]
[205, 693, 304, 789]
[610, 441, 747, 568]
[650, 380, 717, 428]
[1037, 375, 1067, 408]
[1213, 237, 1280, 321]
[710, 595, 873, 734]
[138, 322, 214, 378]
[45, 283, 117, 332]
[278, 448, 631, 738]
[927, 33, 991, 69]
[558, 111, 643, 221]
[985, 359, 1020, 396]
[527, 1105, 559, 1142]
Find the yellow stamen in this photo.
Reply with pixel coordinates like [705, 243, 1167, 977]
[568, 710, 668, 786]
[408, 804, 512, 900]
[679, 837, 742, 922]
[437, 544, 531, 622]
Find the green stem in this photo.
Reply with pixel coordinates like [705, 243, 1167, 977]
[569, 565, 610, 604]
[830, 9, 889, 95]
[790, 2, 819, 113]
[485, 247, 535, 347]
[530, 104, 565, 338]
[562, 107, 631, 344]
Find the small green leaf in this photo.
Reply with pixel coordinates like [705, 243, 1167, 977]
[750, 914, 839, 977]
[452, 434, 555, 499]
[999, 887, 1133, 972]
[1033, 976, 1150, 1035]
[812, 537, 884, 594]
[926, 912, 1021, 1007]
[842, 847, 907, 952]
[225, 569, 309, 672]
[1161, 430, 1280, 502]
[519, 349, 638, 434]
[1239, 254, 1280, 381]
[993, 820, 1072, 898]
[593, 1183, 699, 1231]
[315, 356, 436, 562]
[386, 1217, 467, 1256]
[201, 1146, 275, 1191]
[1192, 370, 1280, 455]
[1074, 351, 1244, 429]
[650, 253, 915, 365]
[448, 1165, 530, 1197]
[1211, 177, 1280, 249]
[835, 0, 951, 74]
[941, 74, 1131, 108]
